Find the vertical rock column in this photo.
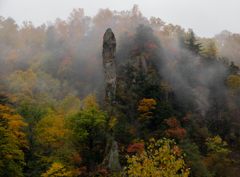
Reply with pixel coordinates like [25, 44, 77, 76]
[102, 29, 121, 172]
[102, 28, 116, 102]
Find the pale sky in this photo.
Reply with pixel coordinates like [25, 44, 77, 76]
[0, 0, 239, 38]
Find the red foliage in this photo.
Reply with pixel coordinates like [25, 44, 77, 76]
[131, 45, 138, 54]
[144, 40, 158, 56]
[74, 156, 82, 164]
[71, 156, 87, 176]
[127, 143, 145, 156]
[54, 141, 64, 147]
[172, 145, 183, 156]
[89, 168, 110, 177]
[98, 169, 110, 176]
[164, 117, 187, 140]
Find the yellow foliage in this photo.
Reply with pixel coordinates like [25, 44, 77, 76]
[0, 104, 27, 175]
[125, 138, 189, 177]
[206, 135, 229, 153]
[138, 98, 156, 120]
[9, 69, 36, 103]
[83, 94, 99, 110]
[0, 104, 28, 148]
[28, 54, 42, 71]
[41, 162, 72, 177]
[60, 93, 81, 114]
[5, 49, 22, 70]
[36, 109, 68, 147]
[11, 92, 36, 105]
[150, 17, 165, 31]
[108, 116, 117, 131]
[227, 75, 240, 98]
[202, 40, 217, 59]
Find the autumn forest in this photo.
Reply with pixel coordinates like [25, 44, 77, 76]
[1, 4, 240, 177]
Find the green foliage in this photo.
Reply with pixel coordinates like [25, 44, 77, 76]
[228, 61, 240, 75]
[0, 126, 25, 177]
[185, 29, 202, 55]
[65, 107, 106, 148]
[35, 70, 61, 99]
[65, 107, 107, 170]
[114, 114, 135, 145]
[180, 139, 214, 177]
[205, 136, 232, 177]
[1, 6, 240, 177]
[182, 115, 212, 155]
[134, 25, 160, 54]
[17, 101, 48, 176]
[0, 93, 12, 106]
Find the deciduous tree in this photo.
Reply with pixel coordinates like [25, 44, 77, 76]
[0, 104, 28, 177]
[125, 138, 189, 177]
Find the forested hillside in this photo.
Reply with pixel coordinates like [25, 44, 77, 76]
[1, 4, 240, 177]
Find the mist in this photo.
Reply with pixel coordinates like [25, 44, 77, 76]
[2, 3, 240, 176]
[0, 4, 238, 113]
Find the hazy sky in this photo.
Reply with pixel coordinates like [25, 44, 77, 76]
[0, 0, 239, 38]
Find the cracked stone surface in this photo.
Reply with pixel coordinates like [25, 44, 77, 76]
[102, 28, 116, 98]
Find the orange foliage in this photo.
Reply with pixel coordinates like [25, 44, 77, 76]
[144, 40, 158, 56]
[129, 125, 136, 134]
[164, 117, 186, 140]
[181, 114, 190, 121]
[138, 98, 157, 120]
[71, 156, 87, 176]
[0, 104, 28, 148]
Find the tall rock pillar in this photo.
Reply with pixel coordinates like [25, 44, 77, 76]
[102, 29, 121, 172]
[102, 28, 116, 102]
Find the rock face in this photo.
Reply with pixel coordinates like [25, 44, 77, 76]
[108, 141, 121, 171]
[141, 55, 148, 73]
[102, 140, 121, 172]
[102, 29, 121, 173]
[121, 54, 148, 79]
[102, 28, 116, 98]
